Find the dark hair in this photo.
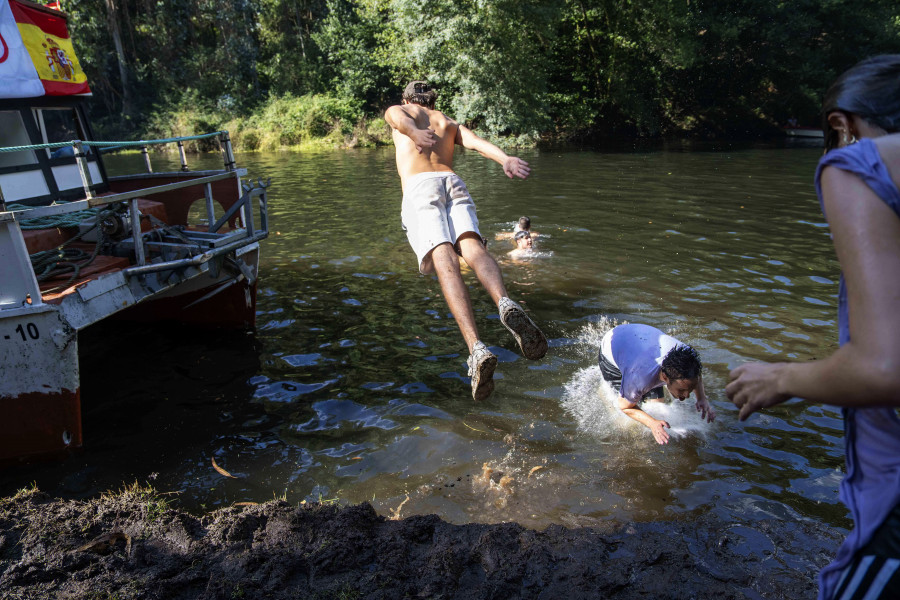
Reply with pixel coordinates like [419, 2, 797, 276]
[517, 216, 531, 230]
[402, 80, 437, 109]
[822, 54, 900, 151]
[514, 230, 530, 240]
[661, 345, 702, 381]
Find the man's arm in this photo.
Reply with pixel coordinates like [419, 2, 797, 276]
[617, 397, 671, 444]
[384, 105, 435, 154]
[693, 376, 715, 422]
[455, 124, 530, 179]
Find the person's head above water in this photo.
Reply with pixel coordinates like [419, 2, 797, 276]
[660, 344, 702, 401]
[402, 80, 437, 109]
[822, 54, 900, 152]
[514, 230, 533, 250]
[517, 216, 531, 231]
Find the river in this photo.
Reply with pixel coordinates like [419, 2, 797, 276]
[2, 140, 848, 545]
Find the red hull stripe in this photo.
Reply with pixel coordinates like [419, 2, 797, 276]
[0, 387, 82, 466]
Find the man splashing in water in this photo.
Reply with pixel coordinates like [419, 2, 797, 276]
[384, 81, 548, 401]
[599, 323, 715, 444]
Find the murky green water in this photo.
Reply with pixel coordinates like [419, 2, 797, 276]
[4, 141, 850, 535]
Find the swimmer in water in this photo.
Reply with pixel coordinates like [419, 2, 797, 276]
[497, 216, 539, 242]
[599, 323, 715, 444]
[507, 230, 534, 260]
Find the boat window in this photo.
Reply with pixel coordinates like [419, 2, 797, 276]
[0, 111, 38, 169]
[35, 108, 90, 159]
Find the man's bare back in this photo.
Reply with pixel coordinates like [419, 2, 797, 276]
[389, 104, 458, 190]
[385, 102, 531, 194]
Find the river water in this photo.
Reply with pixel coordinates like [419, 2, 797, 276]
[3, 141, 849, 539]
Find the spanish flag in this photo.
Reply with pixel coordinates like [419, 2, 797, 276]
[0, 0, 90, 98]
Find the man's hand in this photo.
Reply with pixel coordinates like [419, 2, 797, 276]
[726, 362, 791, 421]
[503, 157, 531, 179]
[410, 128, 436, 154]
[651, 419, 671, 444]
[695, 397, 716, 423]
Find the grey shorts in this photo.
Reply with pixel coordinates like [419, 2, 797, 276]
[401, 172, 481, 274]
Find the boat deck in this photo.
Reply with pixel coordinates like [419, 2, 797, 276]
[22, 198, 168, 304]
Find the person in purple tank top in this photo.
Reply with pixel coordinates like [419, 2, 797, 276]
[726, 55, 900, 600]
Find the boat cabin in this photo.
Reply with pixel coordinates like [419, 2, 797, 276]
[0, 0, 270, 466]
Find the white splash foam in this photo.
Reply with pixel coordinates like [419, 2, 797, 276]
[561, 319, 708, 442]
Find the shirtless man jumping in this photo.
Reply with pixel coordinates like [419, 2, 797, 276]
[384, 80, 547, 401]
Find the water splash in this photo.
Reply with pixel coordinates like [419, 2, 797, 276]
[561, 318, 708, 442]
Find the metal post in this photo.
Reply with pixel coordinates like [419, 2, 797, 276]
[129, 198, 146, 266]
[204, 183, 215, 232]
[73, 141, 94, 200]
[220, 132, 236, 171]
[141, 145, 153, 173]
[177, 140, 189, 172]
[243, 189, 255, 237]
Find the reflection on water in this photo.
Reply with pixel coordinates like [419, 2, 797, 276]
[2, 144, 850, 535]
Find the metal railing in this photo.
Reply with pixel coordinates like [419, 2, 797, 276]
[0, 131, 267, 279]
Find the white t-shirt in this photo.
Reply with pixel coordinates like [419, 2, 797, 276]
[601, 324, 681, 402]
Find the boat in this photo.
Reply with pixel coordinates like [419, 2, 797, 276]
[783, 126, 824, 139]
[0, 0, 270, 465]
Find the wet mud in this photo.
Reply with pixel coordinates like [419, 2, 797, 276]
[0, 486, 840, 599]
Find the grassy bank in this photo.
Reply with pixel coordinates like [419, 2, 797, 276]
[122, 93, 543, 154]
[137, 94, 393, 154]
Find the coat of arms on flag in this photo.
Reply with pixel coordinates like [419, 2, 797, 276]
[0, 0, 90, 99]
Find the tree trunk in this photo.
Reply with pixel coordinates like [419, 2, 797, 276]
[104, 0, 131, 115]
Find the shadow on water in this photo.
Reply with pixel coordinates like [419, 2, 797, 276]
[1, 321, 264, 499]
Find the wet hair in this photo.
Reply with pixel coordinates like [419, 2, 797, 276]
[514, 230, 530, 240]
[661, 345, 702, 381]
[822, 54, 900, 151]
[402, 80, 437, 109]
[517, 216, 531, 230]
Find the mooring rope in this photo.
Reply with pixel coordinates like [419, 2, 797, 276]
[0, 131, 226, 153]
[6, 201, 99, 230]
[28, 208, 112, 291]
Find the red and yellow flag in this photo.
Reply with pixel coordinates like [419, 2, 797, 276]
[0, 0, 90, 98]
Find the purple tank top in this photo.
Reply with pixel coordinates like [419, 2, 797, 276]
[814, 138, 900, 600]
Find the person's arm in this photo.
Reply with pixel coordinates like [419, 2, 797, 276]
[384, 105, 435, 154]
[455, 124, 530, 179]
[727, 165, 900, 420]
[618, 397, 671, 444]
[693, 376, 715, 422]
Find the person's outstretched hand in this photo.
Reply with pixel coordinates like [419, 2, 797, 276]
[410, 128, 436, 154]
[651, 419, 671, 444]
[696, 397, 716, 423]
[726, 362, 792, 421]
[504, 157, 531, 179]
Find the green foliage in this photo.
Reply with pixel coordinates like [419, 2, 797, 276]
[382, 0, 557, 139]
[225, 94, 376, 150]
[61, 0, 900, 142]
[257, 0, 328, 96]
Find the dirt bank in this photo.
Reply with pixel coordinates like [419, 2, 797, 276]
[0, 485, 839, 599]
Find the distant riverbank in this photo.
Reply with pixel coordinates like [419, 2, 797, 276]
[119, 93, 791, 155]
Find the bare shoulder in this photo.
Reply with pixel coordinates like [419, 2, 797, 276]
[426, 107, 455, 126]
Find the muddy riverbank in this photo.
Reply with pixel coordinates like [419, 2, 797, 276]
[0, 485, 839, 599]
